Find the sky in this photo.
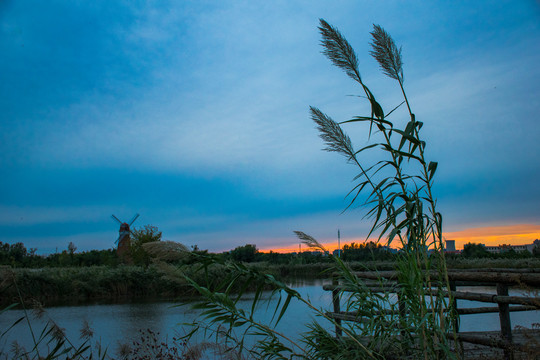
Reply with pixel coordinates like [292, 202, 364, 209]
[1, 1, 539, 254]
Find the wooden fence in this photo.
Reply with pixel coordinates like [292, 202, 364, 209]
[323, 269, 540, 359]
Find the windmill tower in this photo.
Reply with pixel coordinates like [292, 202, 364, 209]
[111, 213, 139, 263]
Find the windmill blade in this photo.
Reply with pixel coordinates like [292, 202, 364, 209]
[111, 214, 123, 224]
[129, 213, 140, 226]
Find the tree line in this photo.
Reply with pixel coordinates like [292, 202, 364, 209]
[2, 226, 539, 268]
[0, 241, 119, 268]
[0, 230, 397, 268]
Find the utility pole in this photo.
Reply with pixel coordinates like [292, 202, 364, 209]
[338, 229, 341, 258]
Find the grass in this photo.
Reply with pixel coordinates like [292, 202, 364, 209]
[0, 266, 191, 307]
[2, 258, 538, 307]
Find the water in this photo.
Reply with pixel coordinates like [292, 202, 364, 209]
[1, 280, 538, 356]
[0, 278, 332, 355]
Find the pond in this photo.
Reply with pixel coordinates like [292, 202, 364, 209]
[1, 279, 538, 357]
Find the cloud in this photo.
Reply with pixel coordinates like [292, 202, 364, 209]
[1, 1, 539, 255]
[0, 205, 111, 226]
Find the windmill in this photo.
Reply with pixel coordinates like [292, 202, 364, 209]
[111, 213, 139, 263]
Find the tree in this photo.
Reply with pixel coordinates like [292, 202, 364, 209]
[68, 242, 77, 255]
[9, 242, 27, 264]
[533, 239, 540, 257]
[130, 225, 162, 267]
[230, 244, 258, 263]
[462, 242, 490, 258]
[341, 241, 391, 261]
[0, 242, 10, 263]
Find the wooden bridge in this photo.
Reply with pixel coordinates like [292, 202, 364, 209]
[323, 268, 540, 359]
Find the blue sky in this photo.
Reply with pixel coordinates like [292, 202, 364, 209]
[1, 1, 539, 253]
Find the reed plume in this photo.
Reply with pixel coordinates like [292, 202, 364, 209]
[80, 319, 94, 340]
[318, 19, 362, 83]
[370, 24, 403, 82]
[310, 106, 354, 159]
[294, 230, 326, 252]
[142, 240, 190, 262]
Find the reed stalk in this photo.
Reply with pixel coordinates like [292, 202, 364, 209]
[179, 19, 459, 360]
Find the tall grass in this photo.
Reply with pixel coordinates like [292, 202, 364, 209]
[180, 19, 459, 359]
[303, 19, 457, 359]
[0, 263, 251, 307]
[0, 266, 190, 307]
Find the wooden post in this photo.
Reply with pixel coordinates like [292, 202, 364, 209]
[397, 292, 406, 336]
[396, 292, 410, 356]
[332, 275, 342, 337]
[449, 281, 459, 332]
[496, 283, 513, 360]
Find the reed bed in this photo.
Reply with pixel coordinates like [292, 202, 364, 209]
[1, 265, 209, 307]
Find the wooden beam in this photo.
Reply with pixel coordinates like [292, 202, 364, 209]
[322, 284, 399, 293]
[431, 290, 540, 307]
[446, 332, 531, 353]
[327, 305, 537, 320]
[448, 268, 540, 274]
[350, 270, 540, 286]
[457, 305, 537, 315]
[326, 311, 368, 323]
[323, 285, 540, 307]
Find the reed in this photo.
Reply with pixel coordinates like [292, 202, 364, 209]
[0, 265, 195, 306]
[302, 19, 458, 359]
[180, 19, 459, 359]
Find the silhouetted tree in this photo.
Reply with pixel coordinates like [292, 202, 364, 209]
[230, 244, 258, 262]
[462, 242, 490, 258]
[131, 225, 162, 267]
[68, 242, 77, 255]
[533, 239, 540, 257]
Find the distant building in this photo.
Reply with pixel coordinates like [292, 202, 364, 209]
[484, 241, 537, 254]
[445, 240, 456, 252]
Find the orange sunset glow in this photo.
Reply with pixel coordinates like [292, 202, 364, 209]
[443, 224, 540, 250]
[259, 224, 540, 253]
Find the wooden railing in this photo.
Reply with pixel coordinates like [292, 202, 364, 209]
[324, 269, 540, 359]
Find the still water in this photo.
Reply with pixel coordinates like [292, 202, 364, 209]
[1, 279, 538, 355]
